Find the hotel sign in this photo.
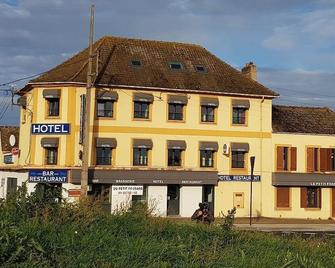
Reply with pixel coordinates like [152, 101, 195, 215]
[218, 175, 261, 182]
[31, 124, 70, 134]
[29, 170, 68, 183]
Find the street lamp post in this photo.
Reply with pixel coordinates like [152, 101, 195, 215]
[249, 156, 255, 226]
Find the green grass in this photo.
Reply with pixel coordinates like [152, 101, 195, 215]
[1, 190, 335, 267]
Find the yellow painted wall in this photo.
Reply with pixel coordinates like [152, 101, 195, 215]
[261, 133, 335, 219]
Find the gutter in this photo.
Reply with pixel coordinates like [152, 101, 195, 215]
[19, 82, 279, 99]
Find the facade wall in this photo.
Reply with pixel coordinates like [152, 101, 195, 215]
[148, 186, 167, 216]
[0, 171, 28, 199]
[179, 186, 202, 217]
[263, 133, 335, 219]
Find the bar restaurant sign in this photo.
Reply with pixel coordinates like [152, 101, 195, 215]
[31, 124, 70, 134]
[218, 175, 261, 182]
[29, 170, 68, 183]
[112, 185, 143, 195]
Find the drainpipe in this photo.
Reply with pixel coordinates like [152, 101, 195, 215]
[260, 96, 265, 215]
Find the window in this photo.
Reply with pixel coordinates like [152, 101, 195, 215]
[276, 187, 290, 208]
[201, 106, 215, 122]
[168, 149, 182, 166]
[307, 147, 335, 172]
[196, 65, 206, 72]
[200, 150, 214, 167]
[232, 107, 246, 124]
[276, 146, 297, 171]
[168, 103, 184, 120]
[133, 148, 148, 166]
[97, 99, 113, 117]
[131, 60, 141, 67]
[132, 186, 147, 204]
[169, 62, 183, 70]
[301, 187, 321, 208]
[47, 98, 60, 116]
[45, 147, 58, 165]
[134, 101, 149, 119]
[96, 147, 112, 165]
[232, 151, 245, 168]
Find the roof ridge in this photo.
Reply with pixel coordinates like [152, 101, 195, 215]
[273, 104, 332, 111]
[100, 35, 204, 48]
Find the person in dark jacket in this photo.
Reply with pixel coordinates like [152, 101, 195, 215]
[191, 202, 214, 224]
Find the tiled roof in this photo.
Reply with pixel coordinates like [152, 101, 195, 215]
[24, 36, 278, 97]
[272, 105, 335, 135]
[0, 126, 19, 152]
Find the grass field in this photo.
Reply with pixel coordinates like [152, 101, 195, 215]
[1, 186, 335, 267]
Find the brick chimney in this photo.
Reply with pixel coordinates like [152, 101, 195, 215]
[241, 62, 257, 81]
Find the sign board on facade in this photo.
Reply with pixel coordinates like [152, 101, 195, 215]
[3, 154, 13, 164]
[218, 175, 261, 182]
[273, 172, 335, 187]
[112, 185, 143, 195]
[28, 170, 68, 183]
[31, 124, 70, 135]
[11, 148, 19, 156]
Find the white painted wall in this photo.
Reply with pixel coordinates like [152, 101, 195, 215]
[179, 186, 202, 217]
[111, 191, 131, 213]
[0, 171, 29, 199]
[147, 186, 167, 216]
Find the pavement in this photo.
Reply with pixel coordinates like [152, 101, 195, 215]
[234, 223, 335, 233]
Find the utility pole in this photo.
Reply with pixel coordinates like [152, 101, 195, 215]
[249, 156, 255, 226]
[81, 4, 95, 196]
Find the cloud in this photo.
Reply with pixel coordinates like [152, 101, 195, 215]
[0, 0, 334, 125]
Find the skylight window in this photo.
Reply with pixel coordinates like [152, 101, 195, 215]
[169, 62, 183, 70]
[131, 60, 142, 67]
[196, 65, 206, 73]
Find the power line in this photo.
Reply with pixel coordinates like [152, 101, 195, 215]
[0, 72, 47, 87]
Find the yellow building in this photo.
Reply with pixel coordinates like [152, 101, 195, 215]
[267, 105, 335, 219]
[13, 36, 335, 219]
[15, 36, 277, 216]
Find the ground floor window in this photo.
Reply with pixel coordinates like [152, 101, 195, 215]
[301, 187, 321, 208]
[276, 187, 290, 208]
[131, 186, 147, 204]
[203, 185, 214, 212]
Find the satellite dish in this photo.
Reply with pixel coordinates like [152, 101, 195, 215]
[9, 135, 16, 147]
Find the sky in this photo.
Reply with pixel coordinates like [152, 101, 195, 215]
[0, 0, 335, 125]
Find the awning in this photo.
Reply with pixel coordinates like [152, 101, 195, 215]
[199, 142, 218, 151]
[167, 140, 187, 150]
[273, 172, 335, 187]
[71, 169, 218, 185]
[43, 89, 61, 99]
[41, 138, 59, 148]
[232, 99, 250, 109]
[200, 97, 219, 107]
[96, 90, 118, 101]
[96, 138, 117, 148]
[168, 95, 188, 104]
[133, 139, 153, 149]
[133, 93, 154, 103]
[231, 143, 249, 152]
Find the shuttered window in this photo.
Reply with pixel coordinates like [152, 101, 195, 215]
[276, 146, 297, 171]
[307, 147, 335, 172]
[276, 187, 290, 208]
[301, 187, 321, 208]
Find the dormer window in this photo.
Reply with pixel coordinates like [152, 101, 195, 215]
[131, 60, 142, 67]
[169, 62, 183, 70]
[196, 65, 206, 73]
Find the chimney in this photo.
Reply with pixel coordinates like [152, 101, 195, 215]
[241, 62, 257, 81]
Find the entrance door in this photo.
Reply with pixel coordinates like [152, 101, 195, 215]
[332, 188, 335, 218]
[203, 185, 214, 213]
[6, 177, 17, 197]
[167, 185, 180, 216]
